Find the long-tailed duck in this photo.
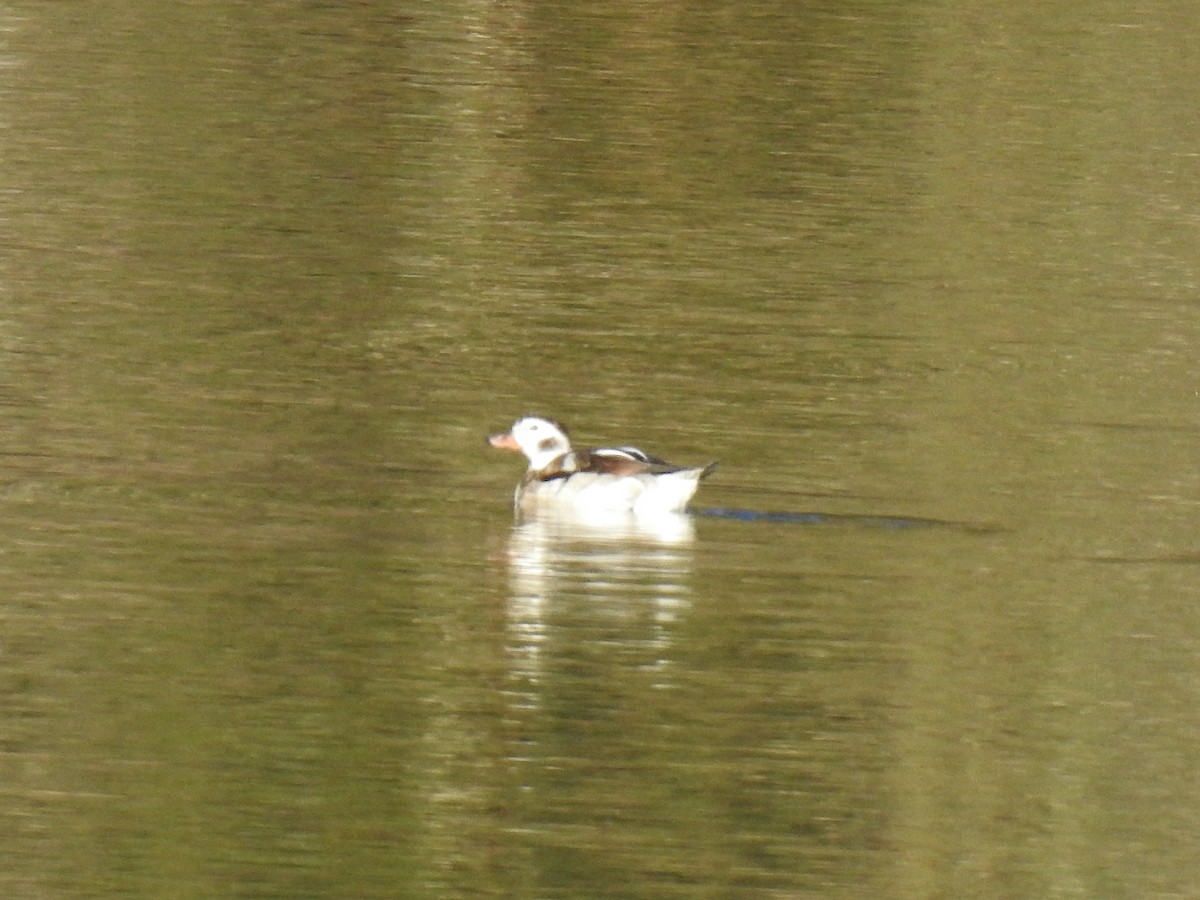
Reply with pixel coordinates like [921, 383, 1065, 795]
[487, 416, 717, 515]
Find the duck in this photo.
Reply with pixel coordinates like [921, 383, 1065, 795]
[487, 415, 717, 515]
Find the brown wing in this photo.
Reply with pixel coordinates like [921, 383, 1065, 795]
[534, 447, 713, 481]
[573, 449, 652, 476]
[578, 448, 703, 477]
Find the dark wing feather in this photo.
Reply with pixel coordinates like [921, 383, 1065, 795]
[534, 447, 716, 481]
[580, 448, 698, 476]
[609, 445, 670, 466]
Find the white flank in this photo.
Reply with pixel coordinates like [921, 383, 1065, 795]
[519, 467, 706, 516]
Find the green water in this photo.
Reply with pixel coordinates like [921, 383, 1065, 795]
[1, 2, 1198, 897]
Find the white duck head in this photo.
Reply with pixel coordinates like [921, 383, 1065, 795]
[487, 416, 572, 471]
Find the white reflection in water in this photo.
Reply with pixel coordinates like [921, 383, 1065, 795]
[503, 508, 696, 704]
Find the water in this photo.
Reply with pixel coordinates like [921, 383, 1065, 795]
[2, 2, 1198, 897]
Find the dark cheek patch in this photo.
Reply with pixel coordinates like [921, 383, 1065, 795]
[538, 438, 557, 453]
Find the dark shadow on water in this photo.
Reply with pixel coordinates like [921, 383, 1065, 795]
[693, 507, 1003, 533]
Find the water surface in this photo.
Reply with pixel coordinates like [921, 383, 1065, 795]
[1, 2, 1198, 897]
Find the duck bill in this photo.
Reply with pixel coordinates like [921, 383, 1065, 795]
[487, 431, 521, 452]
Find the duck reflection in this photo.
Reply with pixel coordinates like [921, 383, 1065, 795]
[502, 507, 697, 705]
